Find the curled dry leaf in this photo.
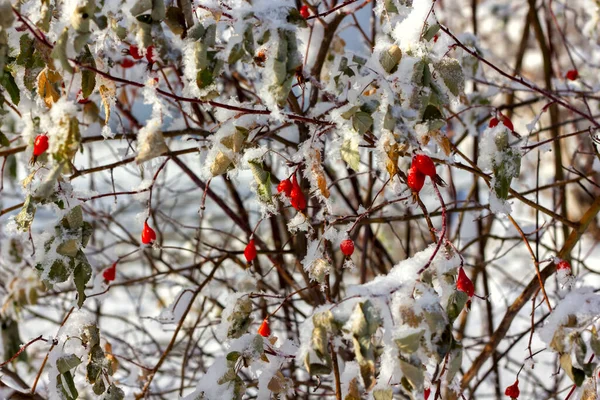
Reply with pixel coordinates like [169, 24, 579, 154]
[37, 67, 62, 108]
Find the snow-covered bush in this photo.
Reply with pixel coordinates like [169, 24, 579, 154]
[1, 0, 600, 398]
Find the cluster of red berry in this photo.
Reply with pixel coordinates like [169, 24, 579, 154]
[407, 154, 437, 193]
[277, 174, 307, 211]
[121, 45, 156, 69]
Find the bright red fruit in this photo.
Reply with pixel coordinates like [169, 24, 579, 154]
[557, 260, 571, 271]
[103, 263, 117, 282]
[299, 5, 310, 19]
[504, 380, 520, 399]
[565, 69, 578, 81]
[456, 267, 475, 297]
[489, 114, 514, 132]
[244, 239, 257, 262]
[121, 58, 135, 68]
[258, 319, 271, 337]
[141, 221, 156, 244]
[424, 388, 431, 400]
[340, 239, 354, 257]
[290, 175, 307, 211]
[407, 167, 425, 193]
[277, 178, 293, 197]
[33, 135, 49, 156]
[146, 46, 155, 63]
[129, 45, 143, 60]
[412, 154, 436, 177]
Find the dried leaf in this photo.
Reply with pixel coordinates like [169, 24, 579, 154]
[37, 67, 62, 108]
[98, 84, 116, 124]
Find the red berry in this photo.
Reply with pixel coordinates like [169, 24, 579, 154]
[244, 239, 257, 262]
[412, 154, 436, 178]
[489, 114, 514, 132]
[129, 45, 143, 60]
[565, 69, 578, 81]
[33, 135, 49, 156]
[557, 260, 571, 271]
[290, 175, 307, 211]
[146, 46, 155, 63]
[258, 319, 271, 337]
[504, 380, 520, 399]
[433, 34, 439, 43]
[277, 178, 293, 197]
[103, 263, 117, 282]
[457, 267, 475, 298]
[299, 5, 310, 19]
[424, 388, 431, 400]
[121, 58, 135, 68]
[340, 239, 354, 257]
[407, 166, 425, 193]
[141, 221, 156, 244]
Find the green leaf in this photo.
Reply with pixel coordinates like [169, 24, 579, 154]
[92, 377, 106, 395]
[59, 371, 78, 400]
[395, 330, 424, 354]
[15, 195, 36, 232]
[16, 35, 35, 68]
[51, 28, 74, 74]
[561, 353, 586, 387]
[341, 139, 360, 171]
[1, 318, 27, 364]
[104, 384, 125, 400]
[423, 24, 440, 41]
[306, 362, 332, 376]
[287, 8, 308, 28]
[74, 252, 91, 308]
[82, 324, 100, 348]
[399, 358, 423, 391]
[81, 221, 93, 248]
[373, 389, 393, 400]
[352, 112, 373, 134]
[248, 160, 272, 203]
[340, 105, 359, 120]
[422, 105, 443, 121]
[379, 45, 402, 73]
[312, 326, 330, 363]
[57, 354, 82, 373]
[227, 297, 253, 339]
[5, 154, 16, 181]
[47, 259, 71, 284]
[435, 58, 465, 96]
[446, 290, 468, 323]
[445, 344, 463, 382]
[65, 205, 84, 229]
[226, 351, 241, 363]
[80, 45, 96, 99]
[86, 344, 105, 384]
[228, 43, 244, 64]
[0, 130, 8, 147]
[165, 6, 186, 35]
[0, 68, 20, 105]
[56, 239, 79, 257]
[196, 69, 213, 89]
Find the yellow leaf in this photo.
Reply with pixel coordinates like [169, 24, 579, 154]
[210, 151, 232, 176]
[37, 68, 61, 108]
[104, 342, 120, 375]
[438, 133, 452, 156]
[98, 84, 116, 124]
